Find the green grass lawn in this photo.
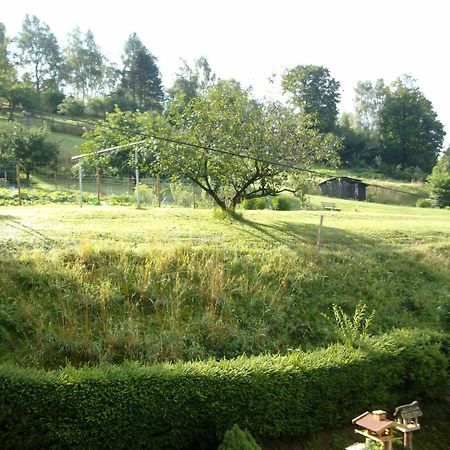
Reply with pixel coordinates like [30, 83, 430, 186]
[1, 200, 449, 369]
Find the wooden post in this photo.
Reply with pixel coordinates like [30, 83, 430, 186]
[156, 174, 161, 207]
[96, 167, 101, 204]
[54, 171, 58, 190]
[135, 148, 140, 208]
[4, 170, 7, 187]
[16, 164, 22, 206]
[316, 215, 324, 248]
[192, 183, 196, 208]
[404, 432, 413, 450]
[78, 160, 83, 207]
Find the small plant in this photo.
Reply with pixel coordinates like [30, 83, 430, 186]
[323, 303, 375, 347]
[218, 424, 261, 450]
[213, 208, 242, 221]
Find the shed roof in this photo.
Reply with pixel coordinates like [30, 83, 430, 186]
[318, 176, 369, 186]
[352, 412, 393, 434]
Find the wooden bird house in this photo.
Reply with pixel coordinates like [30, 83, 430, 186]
[352, 410, 397, 450]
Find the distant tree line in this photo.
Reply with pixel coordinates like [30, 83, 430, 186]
[0, 15, 164, 118]
[0, 15, 448, 204]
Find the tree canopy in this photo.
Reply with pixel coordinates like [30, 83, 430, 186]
[427, 148, 450, 207]
[378, 76, 445, 173]
[16, 14, 62, 93]
[121, 33, 164, 111]
[81, 80, 340, 211]
[0, 122, 59, 178]
[281, 65, 340, 133]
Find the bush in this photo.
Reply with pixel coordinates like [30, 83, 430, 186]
[416, 198, 434, 208]
[241, 197, 267, 210]
[0, 329, 447, 450]
[271, 195, 291, 211]
[218, 424, 261, 450]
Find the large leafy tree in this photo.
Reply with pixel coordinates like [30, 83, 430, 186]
[427, 148, 450, 207]
[64, 27, 105, 99]
[378, 76, 445, 172]
[16, 15, 62, 93]
[0, 23, 39, 118]
[0, 122, 59, 178]
[281, 65, 340, 133]
[121, 33, 164, 111]
[354, 79, 387, 136]
[82, 81, 339, 211]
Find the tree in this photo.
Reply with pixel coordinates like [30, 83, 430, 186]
[166, 57, 216, 121]
[427, 148, 450, 207]
[64, 27, 105, 99]
[0, 122, 59, 179]
[83, 81, 339, 211]
[378, 76, 445, 173]
[337, 113, 372, 166]
[281, 65, 340, 133]
[354, 79, 387, 135]
[16, 15, 62, 93]
[57, 96, 85, 118]
[121, 33, 164, 111]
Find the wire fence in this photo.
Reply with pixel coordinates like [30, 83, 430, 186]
[0, 166, 215, 208]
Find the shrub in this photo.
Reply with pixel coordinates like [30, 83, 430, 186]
[0, 329, 447, 450]
[271, 196, 291, 211]
[416, 198, 434, 208]
[241, 197, 266, 210]
[218, 424, 261, 450]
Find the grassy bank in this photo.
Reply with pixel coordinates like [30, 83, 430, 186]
[1, 203, 449, 368]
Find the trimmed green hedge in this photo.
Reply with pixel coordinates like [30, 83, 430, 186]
[0, 329, 448, 450]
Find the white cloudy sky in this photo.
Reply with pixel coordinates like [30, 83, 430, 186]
[3, 0, 449, 147]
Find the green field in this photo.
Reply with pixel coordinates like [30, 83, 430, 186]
[1, 197, 449, 449]
[1, 199, 449, 367]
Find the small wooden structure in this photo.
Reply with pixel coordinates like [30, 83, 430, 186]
[352, 410, 397, 450]
[394, 401, 422, 449]
[318, 176, 368, 201]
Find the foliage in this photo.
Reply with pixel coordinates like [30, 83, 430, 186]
[378, 76, 445, 173]
[241, 197, 266, 210]
[0, 122, 59, 178]
[166, 80, 340, 211]
[0, 329, 447, 450]
[57, 96, 86, 118]
[218, 424, 261, 450]
[0, 188, 95, 205]
[121, 33, 164, 111]
[64, 27, 105, 99]
[15, 14, 62, 93]
[271, 195, 291, 211]
[282, 65, 340, 133]
[427, 149, 450, 207]
[323, 303, 375, 347]
[353, 79, 387, 136]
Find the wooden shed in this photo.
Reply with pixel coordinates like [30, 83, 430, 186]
[318, 176, 368, 201]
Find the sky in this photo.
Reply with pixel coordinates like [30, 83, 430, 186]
[3, 0, 449, 147]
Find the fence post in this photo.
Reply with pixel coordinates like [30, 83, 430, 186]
[96, 167, 101, 204]
[16, 164, 22, 206]
[316, 215, 324, 248]
[135, 148, 140, 208]
[156, 174, 161, 207]
[4, 170, 7, 187]
[78, 160, 83, 207]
